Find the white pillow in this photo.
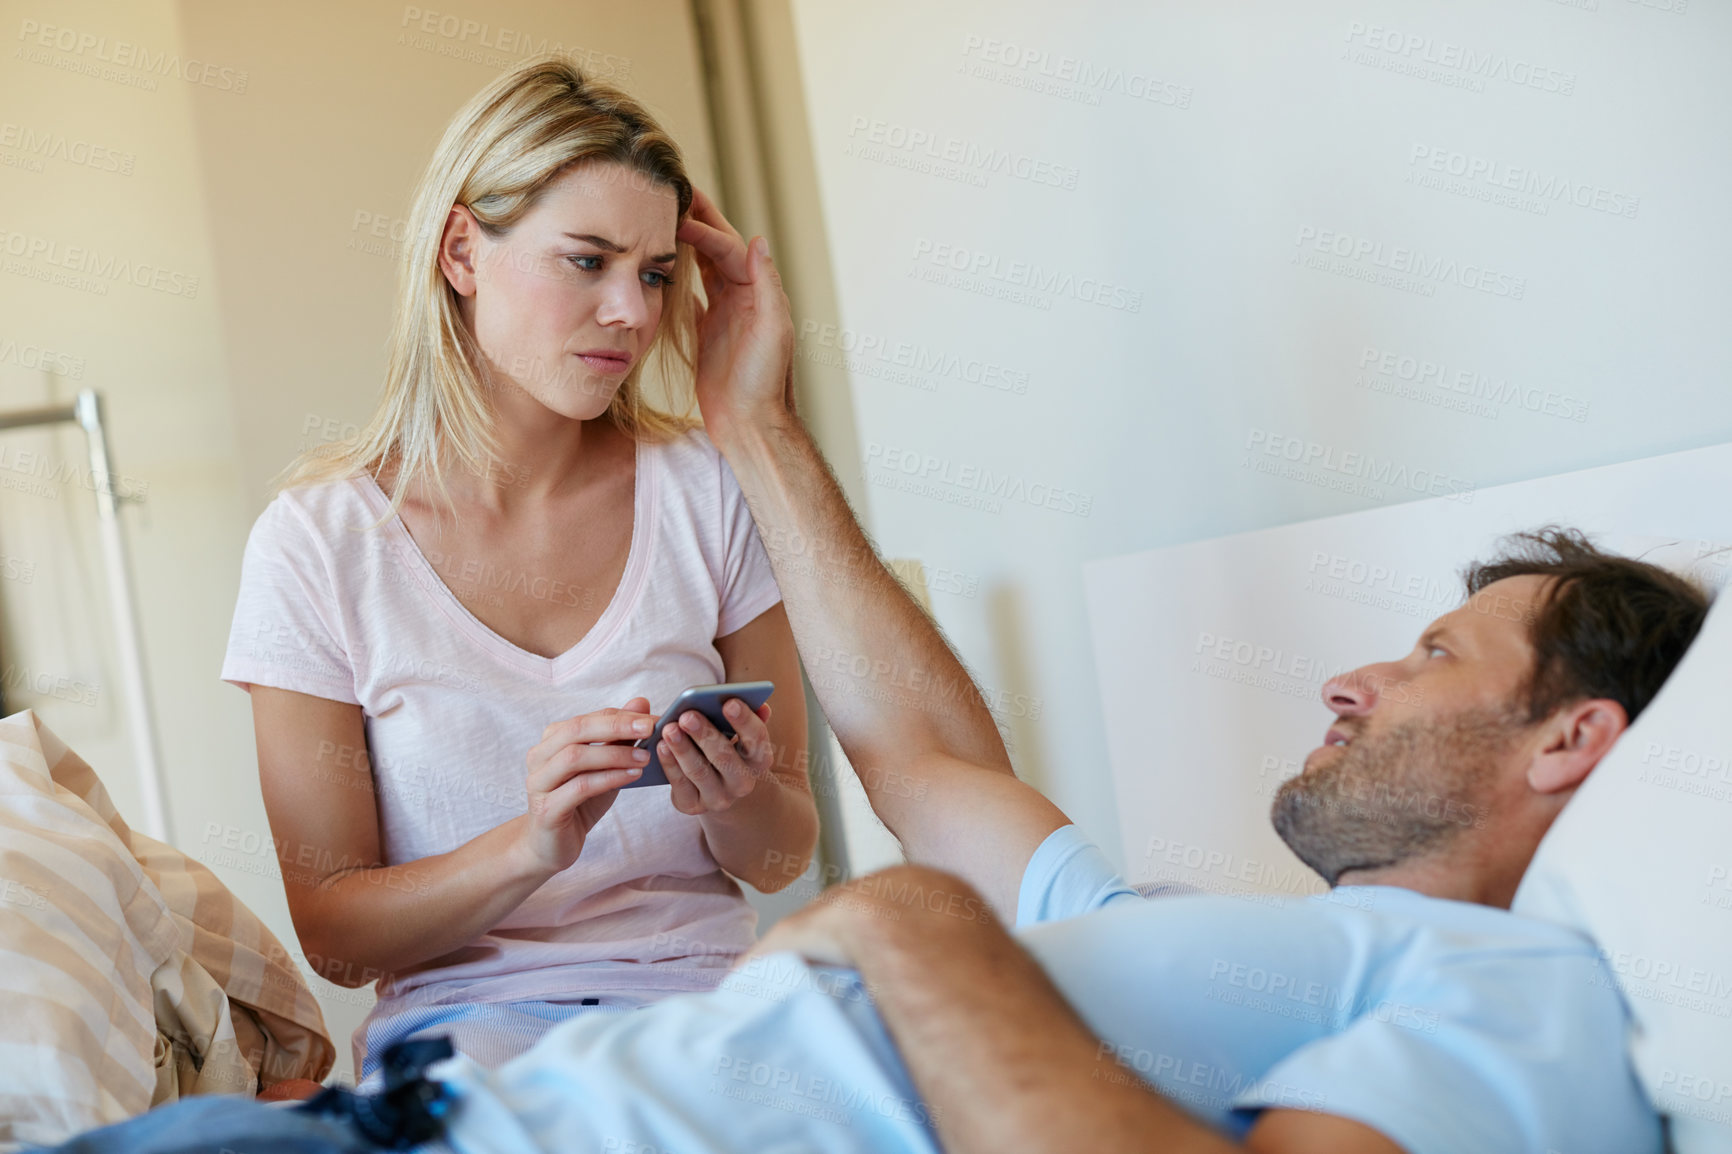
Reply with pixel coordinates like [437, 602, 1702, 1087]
[1513, 594, 1732, 1153]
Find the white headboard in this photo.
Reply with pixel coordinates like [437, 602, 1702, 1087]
[1083, 439, 1732, 896]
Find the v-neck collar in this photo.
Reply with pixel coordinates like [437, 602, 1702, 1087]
[355, 438, 659, 682]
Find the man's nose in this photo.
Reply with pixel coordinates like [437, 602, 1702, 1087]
[1321, 666, 1383, 716]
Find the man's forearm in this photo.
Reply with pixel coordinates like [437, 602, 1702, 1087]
[710, 415, 1012, 783]
[839, 871, 1237, 1154]
[687, 223, 1064, 910]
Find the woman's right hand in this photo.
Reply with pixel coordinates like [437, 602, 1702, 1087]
[520, 697, 656, 875]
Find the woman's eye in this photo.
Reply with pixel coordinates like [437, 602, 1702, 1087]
[641, 270, 672, 288]
[567, 254, 603, 271]
[1427, 645, 1447, 659]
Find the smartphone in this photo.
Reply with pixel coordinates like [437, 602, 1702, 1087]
[622, 681, 775, 789]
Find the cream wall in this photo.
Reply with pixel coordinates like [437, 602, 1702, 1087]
[0, 1, 243, 853]
[177, 0, 718, 512]
[1, 0, 720, 1085]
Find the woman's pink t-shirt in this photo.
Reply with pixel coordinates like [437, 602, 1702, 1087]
[220, 429, 782, 1021]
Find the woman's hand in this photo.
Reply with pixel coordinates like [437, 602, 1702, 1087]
[676, 188, 796, 441]
[658, 696, 777, 817]
[520, 697, 655, 875]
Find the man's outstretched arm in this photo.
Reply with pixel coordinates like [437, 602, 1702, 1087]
[751, 866, 1407, 1154]
[678, 194, 1068, 915]
[714, 422, 1070, 913]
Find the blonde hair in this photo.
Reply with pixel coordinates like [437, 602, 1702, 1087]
[281, 54, 700, 507]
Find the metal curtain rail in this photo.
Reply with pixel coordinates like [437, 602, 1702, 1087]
[0, 390, 169, 842]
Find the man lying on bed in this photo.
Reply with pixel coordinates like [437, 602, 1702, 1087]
[42, 207, 1706, 1154]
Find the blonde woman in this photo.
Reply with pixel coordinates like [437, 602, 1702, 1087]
[220, 55, 815, 1082]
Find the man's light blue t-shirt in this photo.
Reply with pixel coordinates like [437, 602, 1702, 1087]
[432, 826, 1661, 1154]
[1013, 826, 1660, 1152]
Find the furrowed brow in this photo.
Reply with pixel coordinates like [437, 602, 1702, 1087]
[562, 232, 625, 253]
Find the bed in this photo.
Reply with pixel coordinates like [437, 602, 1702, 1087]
[0, 710, 333, 1152]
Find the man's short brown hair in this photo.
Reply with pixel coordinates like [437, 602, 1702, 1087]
[1464, 527, 1712, 724]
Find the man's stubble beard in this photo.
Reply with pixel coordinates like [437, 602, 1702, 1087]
[1270, 706, 1528, 886]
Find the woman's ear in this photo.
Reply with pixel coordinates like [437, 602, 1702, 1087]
[1526, 698, 1629, 795]
[439, 205, 482, 297]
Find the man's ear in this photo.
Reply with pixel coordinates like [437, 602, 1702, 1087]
[439, 205, 482, 297]
[1526, 698, 1629, 795]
